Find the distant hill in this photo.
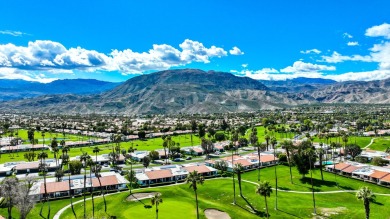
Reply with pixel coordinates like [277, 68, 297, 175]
[260, 77, 337, 93]
[0, 69, 310, 114]
[1, 69, 390, 114]
[0, 79, 121, 101]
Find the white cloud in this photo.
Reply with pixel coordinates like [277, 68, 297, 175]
[280, 61, 335, 73]
[343, 32, 353, 38]
[300, 49, 321, 54]
[0, 68, 55, 83]
[370, 41, 390, 70]
[321, 51, 372, 63]
[365, 23, 390, 39]
[242, 63, 248, 68]
[324, 70, 390, 81]
[229, 46, 244, 55]
[0, 39, 231, 77]
[0, 30, 28, 37]
[347, 41, 359, 46]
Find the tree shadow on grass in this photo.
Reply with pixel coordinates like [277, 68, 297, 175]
[372, 200, 384, 206]
[241, 195, 257, 213]
[278, 187, 291, 191]
[338, 185, 354, 190]
[299, 177, 337, 188]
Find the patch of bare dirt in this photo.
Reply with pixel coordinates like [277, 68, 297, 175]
[204, 209, 231, 219]
[126, 192, 161, 201]
[313, 207, 347, 218]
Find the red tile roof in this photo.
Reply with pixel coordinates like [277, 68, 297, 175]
[15, 162, 39, 170]
[341, 165, 361, 173]
[92, 175, 119, 187]
[184, 165, 212, 174]
[232, 159, 253, 167]
[370, 170, 390, 179]
[380, 174, 390, 183]
[260, 155, 277, 163]
[221, 155, 241, 161]
[333, 163, 351, 171]
[40, 181, 69, 194]
[145, 169, 173, 180]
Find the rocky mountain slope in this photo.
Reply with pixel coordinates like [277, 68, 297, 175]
[0, 79, 120, 101]
[0, 69, 311, 114]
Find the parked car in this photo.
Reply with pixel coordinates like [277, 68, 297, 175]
[186, 156, 192, 160]
[173, 158, 185, 162]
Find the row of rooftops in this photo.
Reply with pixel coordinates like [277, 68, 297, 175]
[327, 161, 390, 183]
[135, 164, 217, 181]
[29, 172, 129, 195]
[206, 152, 278, 169]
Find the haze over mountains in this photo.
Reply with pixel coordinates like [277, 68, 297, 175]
[0, 69, 389, 114]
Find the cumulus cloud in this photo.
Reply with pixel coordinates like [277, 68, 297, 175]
[347, 41, 359, 46]
[365, 23, 390, 39]
[343, 32, 353, 38]
[242, 63, 248, 68]
[280, 61, 335, 73]
[324, 70, 390, 81]
[0, 39, 231, 77]
[0, 67, 55, 83]
[229, 46, 244, 55]
[300, 49, 321, 54]
[0, 30, 28, 37]
[321, 51, 372, 63]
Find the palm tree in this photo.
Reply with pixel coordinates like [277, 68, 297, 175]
[79, 152, 91, 219]
[271, 137, 278, 210]
[151, 193, 163, 219]
[281, 140, 294, 184]
[51, 137, 59, 167]
[92, 164, 107, 212]
[265, 134, 270, 151]
[186, 170, 204, 219]
[234, 163, 244, 197]
[163, 136, 175, 163]
[305, 147, 317, 214]
[67, 162, 77, 218]
[230, 143, 237, 204]
[356, 186, 376, 219]
[87, 158, 95, 219]
[38, 151, 50, 219]
[255, 181, 272, 219]
[93, 146, 100, 163]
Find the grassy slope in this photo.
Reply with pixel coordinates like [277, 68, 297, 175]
[50, 166, 390, 219]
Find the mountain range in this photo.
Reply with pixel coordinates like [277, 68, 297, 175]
[0, 79, 120, 101]
[0, 69, 389, 114]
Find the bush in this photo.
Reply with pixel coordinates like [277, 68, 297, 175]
[215, 132, 226, 141]
[371, 156, 389, 166]
[355, 156, 369, 163]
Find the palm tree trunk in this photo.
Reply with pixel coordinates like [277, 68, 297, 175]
[90, 168, 95, 219]
[309, 156, 316, 214]
[68, 168, 77, 218]
[257, 147, 261, 181]
[238, 173, 242, 197]
[286, 149, 293, 184]
[156, 203, 159, 219]
[195, 189, 199, 219]
[97, 176, 107, 212]
[319, 151, 324, 181]
[83, 168, 87, 218]
[130, 161, 133, 194]
[274, 149, 278, 210]
[364, 200, 370, 219]
[265, 196, 269, 219]
[232, 150, 236, 204]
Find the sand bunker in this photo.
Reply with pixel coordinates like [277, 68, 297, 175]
[126, 192, 161, 201]
[204, 209, 231, 219]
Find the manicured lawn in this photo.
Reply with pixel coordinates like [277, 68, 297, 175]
[369, 137, 390, 151]
[311, 136, 372, 148]
[44, 165, 390, 219]
[0, 133, 202, 164]
[14, 129, 90, 144]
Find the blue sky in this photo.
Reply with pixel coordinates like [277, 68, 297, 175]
[0, 0, 390, 82]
